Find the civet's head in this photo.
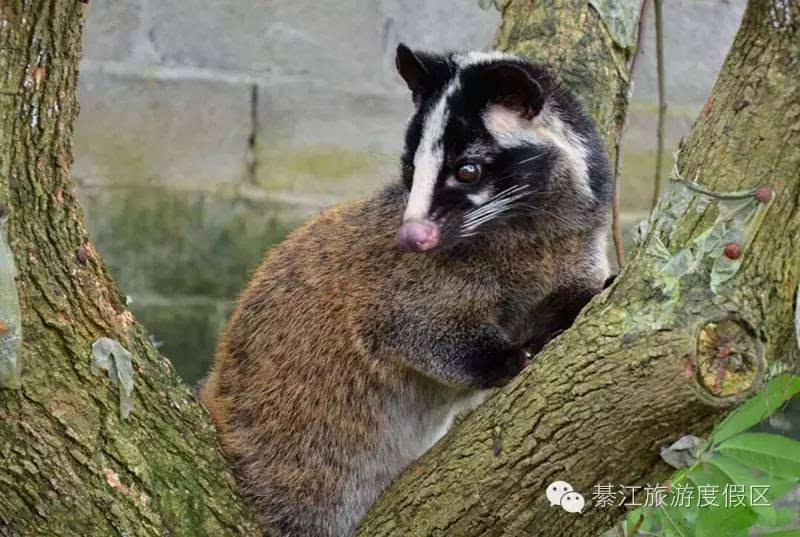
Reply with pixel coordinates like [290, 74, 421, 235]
[393, 44, 612, 253]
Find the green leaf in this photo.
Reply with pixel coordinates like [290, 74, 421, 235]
[659, 506, 693, 537]
[707, 456, 779, 524]
[696, 505, 757, 537]
[718, 433, 800, 478]
[708, 455, 760, 486]
[711, 375, 800, 445]
[688, 462, 757, 537]
[625, 507, 645, 536]
[710, 454, 799, 499]
[687, 463, 757, 536]
[646, 510, 672, 536]
[757, 531, 800, 537]
[688, 461, 733, 490]
[638, 507, 656, 533]
[758, 507, 798, 529]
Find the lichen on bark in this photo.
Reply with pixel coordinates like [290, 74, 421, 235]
[588, 0, 641, 50]
[641, 169, 774, 328]
[89, 338, 135, 420]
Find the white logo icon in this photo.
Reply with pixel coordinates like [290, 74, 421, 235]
[546, 480, 584, 513]
[560, 491, 586, 513]
[546, 481, 574, 506]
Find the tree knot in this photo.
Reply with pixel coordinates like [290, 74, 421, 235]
[693, 317, 764, 404]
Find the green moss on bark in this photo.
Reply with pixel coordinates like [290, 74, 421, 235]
[0, 2, 256, 535]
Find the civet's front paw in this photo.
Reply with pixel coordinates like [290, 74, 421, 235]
[485, 348, 532, 388]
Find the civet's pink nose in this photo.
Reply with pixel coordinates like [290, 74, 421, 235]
[395, 219, 440, 252]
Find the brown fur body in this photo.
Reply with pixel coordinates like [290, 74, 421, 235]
[202, 184, 607, 536]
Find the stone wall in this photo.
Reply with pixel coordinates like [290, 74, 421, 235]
[74, 0, 747, 383]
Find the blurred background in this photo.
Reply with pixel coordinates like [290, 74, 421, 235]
[73, 0, 747, 385]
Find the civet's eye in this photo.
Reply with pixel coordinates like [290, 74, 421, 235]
[457, 163, 481, 183]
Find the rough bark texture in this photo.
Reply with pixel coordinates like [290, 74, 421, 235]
[0, 3, 256, 536]
[357, 1, 799, 535]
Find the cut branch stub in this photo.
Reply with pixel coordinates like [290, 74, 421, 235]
[694, 317, 764, 403]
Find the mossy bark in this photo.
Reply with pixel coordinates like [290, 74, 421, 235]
[0, 3, 255, 536]
[357, 1, 799, 536]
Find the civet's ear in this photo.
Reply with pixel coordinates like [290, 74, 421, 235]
[486, 64, 544, 120]
[395, 43, 429, 97]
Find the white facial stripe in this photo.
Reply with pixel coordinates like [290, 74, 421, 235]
[482, 103, 594, 198]
[544, 110, 592, 197]
[404, 79, 460, 221]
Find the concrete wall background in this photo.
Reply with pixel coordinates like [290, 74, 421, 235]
[74, 0, 747, 384]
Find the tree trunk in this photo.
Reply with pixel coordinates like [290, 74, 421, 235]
[357, 1, 800, 535]
[0, 3, 256, 535]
